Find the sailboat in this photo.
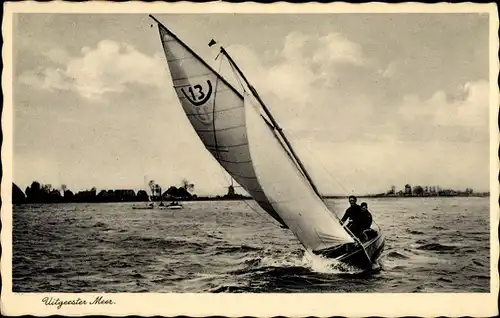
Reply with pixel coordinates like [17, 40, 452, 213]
[164, 201, 184, 210]
[149, 15, 385, 270]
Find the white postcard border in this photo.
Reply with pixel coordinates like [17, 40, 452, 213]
[1, 1, 498, 317]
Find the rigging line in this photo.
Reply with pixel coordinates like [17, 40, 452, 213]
[214, 50, 222, 61]
[286, 129, 351, 197]
[241, 197, 283, 229]
[272, 130, 347, 229]
[212, 54, 224, 163]
[220, 175, 284, 242]
[211, 150, 286, 229]
[227, 56, 247, 93]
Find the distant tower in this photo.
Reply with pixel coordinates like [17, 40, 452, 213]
[227, 178, 235, 197]
[404, 184, 412, 196]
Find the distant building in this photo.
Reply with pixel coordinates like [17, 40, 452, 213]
[114, 189, 136, 201]
[74, 189, 97, 202]
[227, 185, 235, 196]
[404, 184, 412, 196]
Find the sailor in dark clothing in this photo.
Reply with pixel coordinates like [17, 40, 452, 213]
[358, 202, 373, 241]
[341, 196, 373, 241]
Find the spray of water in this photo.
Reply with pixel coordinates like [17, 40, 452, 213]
[254, 249, 362, 274]
[300, 250, 363, 274]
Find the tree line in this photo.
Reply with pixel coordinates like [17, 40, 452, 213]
[382, 184, 488, 197]
[12, 178, 198, 205]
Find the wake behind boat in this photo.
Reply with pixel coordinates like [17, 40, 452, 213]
[149, 15, 385, 271]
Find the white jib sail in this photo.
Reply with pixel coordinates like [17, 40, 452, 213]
[244, 95, 355, 251]
[156, 24, 287, 227]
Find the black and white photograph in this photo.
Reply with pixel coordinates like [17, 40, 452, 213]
[1, 2, 498, 317]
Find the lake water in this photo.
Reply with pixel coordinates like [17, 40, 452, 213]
[12, 197, 490, 292]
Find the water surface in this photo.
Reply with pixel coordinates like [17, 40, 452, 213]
[13, 197, 490, 292]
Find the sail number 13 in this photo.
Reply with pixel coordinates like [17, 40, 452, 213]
[181, 80, 213, 107]
[187, 85, 205, 100]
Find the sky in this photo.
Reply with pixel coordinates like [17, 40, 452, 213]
[10, 12, 492, 196]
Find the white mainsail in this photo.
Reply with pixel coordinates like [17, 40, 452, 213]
[154, 18, 355, 251]
[244, 96, 355, 250]
[156, 22, 286, 227]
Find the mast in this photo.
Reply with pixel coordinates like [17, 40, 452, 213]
[219, 47, 324, 200]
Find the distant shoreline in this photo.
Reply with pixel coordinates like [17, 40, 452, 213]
[12, 181, 490, 205]
[12, 194, 489, 205]
[325, 194, 490, 199]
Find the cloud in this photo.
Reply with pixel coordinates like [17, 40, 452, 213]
[19, 40, 169, 102]
[280, 32, 309, 62]
[313, 33, 366, 67]
[214, 32, 490, 194]
[223, 30, 371, 133]
[19, 67, 75, 91]
[294, 136, 490, 195]
[378, 62, 398, 78]
[43, 47, 72, 65]
[223, 31, 489, 147]
[397, 80, 489, 141]
[14, 25, 490, 195]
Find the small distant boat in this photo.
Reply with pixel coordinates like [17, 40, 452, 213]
[132, 203, 155, 210]
[163, 201, 183, 210]
[133, 176, 156, 209]
[150, 15, 385, 270]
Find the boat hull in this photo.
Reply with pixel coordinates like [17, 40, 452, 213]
[165, 205, 183, 210]
[313, 232, 385, 270]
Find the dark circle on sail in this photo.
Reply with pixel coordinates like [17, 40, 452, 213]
[180, 80, 213, 107]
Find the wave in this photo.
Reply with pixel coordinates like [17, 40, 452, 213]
[226, 249, 368, 283]
[472, 259, 485, 267]
[117, 235, 209, 252]
[39, 266, 66, 274]
[432, 226, 446, 230]
[12, 199, 490, 293]
[386, 251, 410, 259]
[458, 258, 489, 273]
[93, 221, 107, 228]
[438, 276, 453, 283]
[470, 274, 489, 280]
[107, 259, 133, 268]
[228, 260, 378, 293]
[215, 244, 263, 254]
[210, 285, 256, 293]
[128, 272, 145, 279]
[416, 243, 458, 252]
[406, 229, 425, 235]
